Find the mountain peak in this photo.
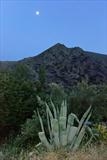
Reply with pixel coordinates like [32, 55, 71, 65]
[51, 43, 83, 52]
[73, 46, 83, 51]
[52, 43, 66, 49]
[45, 43, 68, 55]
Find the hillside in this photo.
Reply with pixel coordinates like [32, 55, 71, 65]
[0, 43, 107, 87]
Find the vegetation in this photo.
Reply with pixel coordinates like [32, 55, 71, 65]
[94, 123, 107, 143]
[0, 64, 107, 159]
[37, 98, 93, 151]
[0, 143, 107, 160]
[68, 81, 107, 122]
[0, 70, 38, 140]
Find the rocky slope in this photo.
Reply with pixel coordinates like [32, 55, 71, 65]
[0, 43, 107, 87]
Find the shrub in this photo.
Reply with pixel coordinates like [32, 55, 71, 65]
[93, 123, 107, 143]
[14, 113, 40, 148]
[0, 71, 38, 139]
[68, 81, 107, 122]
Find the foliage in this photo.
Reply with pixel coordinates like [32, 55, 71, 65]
[14, 112, 40, 148]
[37, 65, 46, 92]
[0, 64, 107, 147]
[93, 123, 107, 143]
[0, 69, 38, 138]
[37, 98, 93, 151]
[93, 84, 107, 121]
[49, 83, 67, 108]
[12, 63, 33, 80]
[68, 81, 107, 122]
[68, 81, 96, 115]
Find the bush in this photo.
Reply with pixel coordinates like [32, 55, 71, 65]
[0, 70, 38, 139]
[14, 112, 40, 148]
[68, 81, 107, 122]
[93, 123, 107, 143]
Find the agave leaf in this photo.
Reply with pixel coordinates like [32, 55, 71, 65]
[46, 106, 52, 141]
[45, 102, 54, 136]
[67, 113, 79, 130]
[70, 106, 92, 148]
[79, 106, 92, 128]
[76, 106, 92, 136]
[59, 100, 67, 135]
[67, 126, 77, 144]
[45, 102, 54, 120]
[38, 132, 53, 151]
[84, 112, 92, 128]
[51, 119, 60, 148]
[72, 126, 85, 150]
[59, 116, 67, 130]
[56, 105, 60, 118]
[50, 98, 57, 119]
[86, 126, 93, 136]
[60, 100, 67, 118]
[59, 116, 67, 146]
[60, 130, 67, 146]
[0, 151, 4, 160]
[70, 113, 80, 124]
[37, 109, 45, 133]
[67, 113, 79, 141]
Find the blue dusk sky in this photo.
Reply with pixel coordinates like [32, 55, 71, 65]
[0, 0, 107, 61]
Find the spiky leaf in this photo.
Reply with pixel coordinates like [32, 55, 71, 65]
[38, 132, 53, 151]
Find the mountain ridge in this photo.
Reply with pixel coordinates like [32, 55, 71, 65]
[0, 43, 107, 87]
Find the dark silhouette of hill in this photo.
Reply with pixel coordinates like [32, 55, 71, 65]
[0, 43, 107, 87]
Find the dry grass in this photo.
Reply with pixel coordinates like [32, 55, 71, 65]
[1, 143, 107, 160]
[28, 144, 107, 160]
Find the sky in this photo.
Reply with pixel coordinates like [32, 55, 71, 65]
[0, 0, 107, 61]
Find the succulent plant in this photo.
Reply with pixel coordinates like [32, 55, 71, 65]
[37, 97, 93, 151]
[0, 151, 4, 160]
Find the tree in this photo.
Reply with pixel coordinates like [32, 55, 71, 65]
[68, 81, 107, 122]
[0, 69, 38, 138]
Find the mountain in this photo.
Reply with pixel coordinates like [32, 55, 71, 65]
[0, 43, 107, 87]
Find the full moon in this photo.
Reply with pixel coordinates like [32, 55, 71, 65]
[36, 11, 40, 15]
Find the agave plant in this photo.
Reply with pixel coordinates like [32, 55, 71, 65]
[0, 151, 4, 160]
[37, 97, 93, 151]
